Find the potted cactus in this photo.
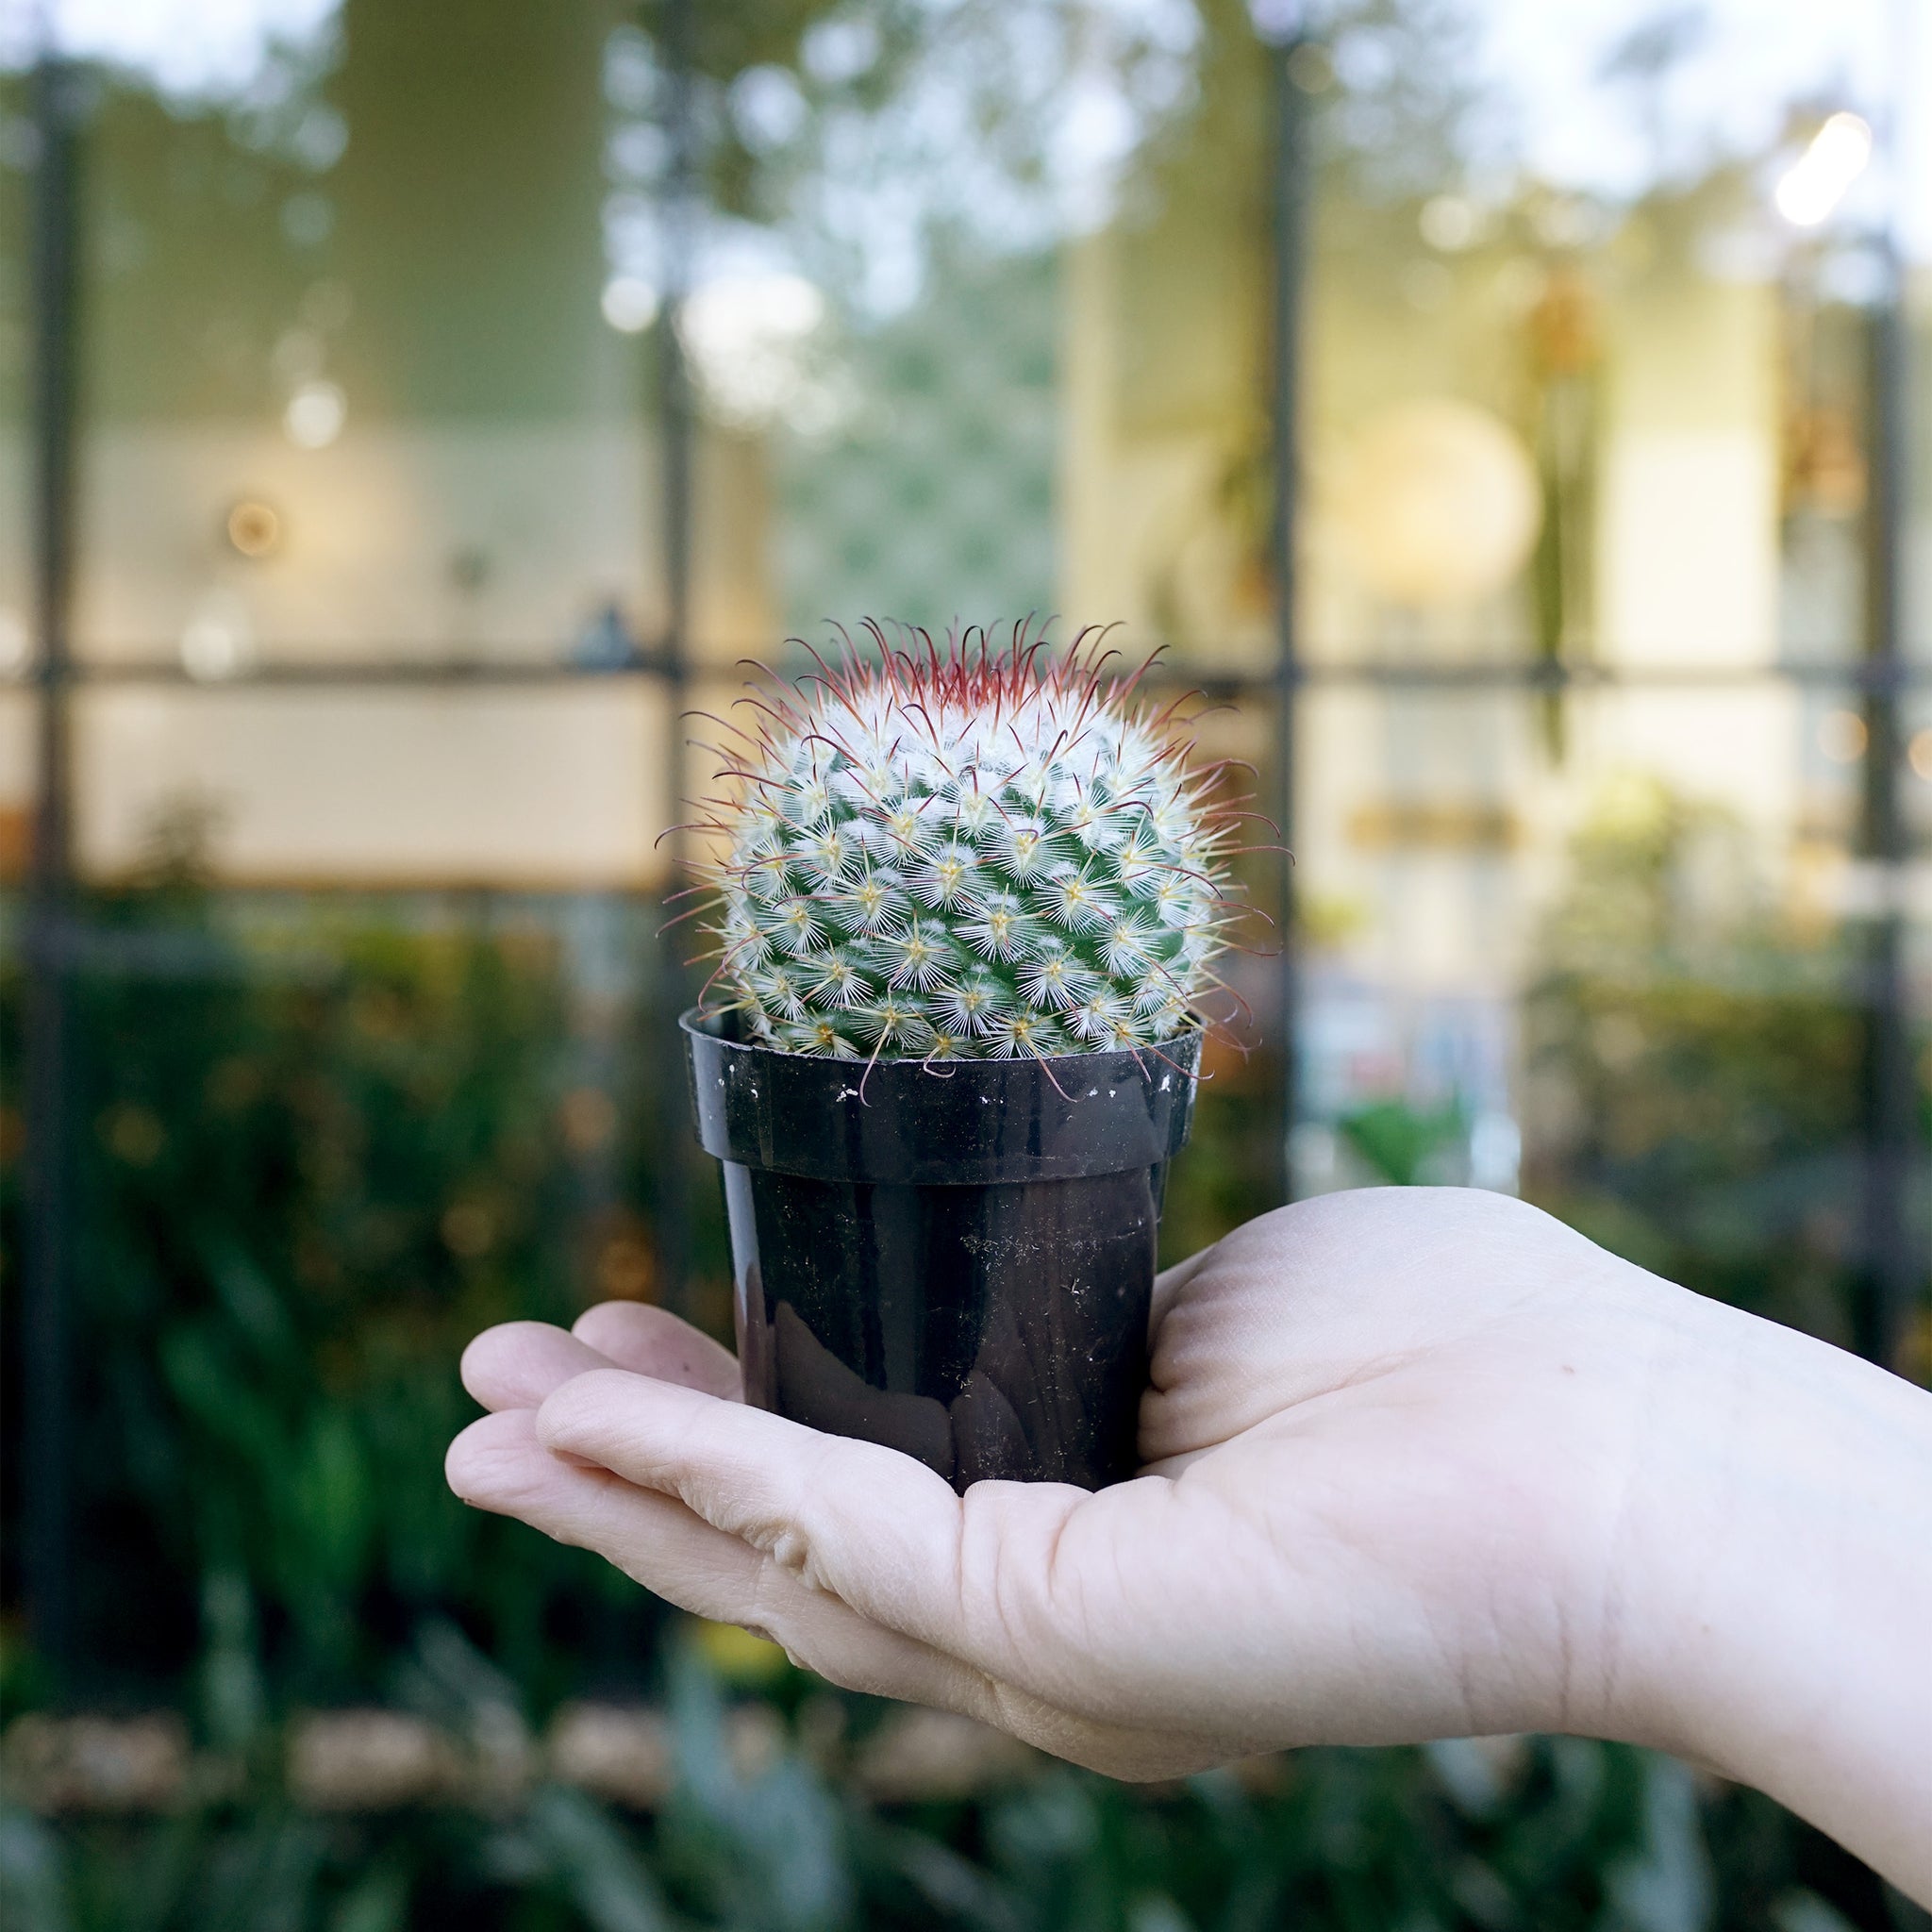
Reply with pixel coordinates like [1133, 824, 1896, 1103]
[682, 622, 1243, 1491]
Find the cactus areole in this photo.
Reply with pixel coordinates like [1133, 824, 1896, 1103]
[680, 623, 1247, 1491]
[693, 621, 1241, 1065]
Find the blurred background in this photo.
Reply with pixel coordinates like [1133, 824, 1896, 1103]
[0, 0, 1928, 1925]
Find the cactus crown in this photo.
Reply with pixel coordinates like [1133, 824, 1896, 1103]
[694, 621, 1243, 1063]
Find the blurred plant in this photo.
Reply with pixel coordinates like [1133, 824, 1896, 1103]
[622, 0, 1497, 365]
[3, 770, 1923, 1929]
[0, 853, 685, 1713]
[4, 1673, 1908, 1932]
[662, 0, 1207, 314]
[1518, 774, 1925, 1354]
[1339, 1096, 1469, 1187]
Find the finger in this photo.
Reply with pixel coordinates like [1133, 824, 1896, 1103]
[572, 1302, 742, 1401]
[461, 1321, 616, 1412]
[449, 1410, 987, 1716]
[532, 1371, 1191, 1724]
[448, 1407, 788, 1624]
[1150, 1239, 1219, 1335]
[447, 1410, 1228, 1781]
[535, 1371, 968, 1638]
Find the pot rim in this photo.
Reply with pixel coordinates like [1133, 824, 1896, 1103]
[681, 1002, 1204, 1074]
[680, 1006, 1202, 1186]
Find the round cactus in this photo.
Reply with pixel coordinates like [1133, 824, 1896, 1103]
[693, 622, 1245, 1063]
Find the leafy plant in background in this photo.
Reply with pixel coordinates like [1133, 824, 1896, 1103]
[1338, 1096, 1470, 1189]
[1519, 775, 1926, 1358]
[1, 825, 686, 1714]
[2, 781, 1924, 1930]
[1, 1626, 1904, 1932]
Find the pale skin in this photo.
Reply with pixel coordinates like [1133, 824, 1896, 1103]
[447, 1188, 1932, 1905]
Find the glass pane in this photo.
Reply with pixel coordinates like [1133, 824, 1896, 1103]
[2, 4, 702, 1694]
[0, 8, 1924, 1925]
[62, 1, 686, 886]
[77, 3, 656, 669]
[1291, 680, 1898, 1339]
[673, 1, 1928, 1344]
[681, 7, 1212, 658]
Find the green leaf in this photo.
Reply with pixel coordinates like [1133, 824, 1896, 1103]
[525, 1788, 677, 1932]
[327, 1859, 412, 1932]
[288, 1407, 375, 1590]
[1338, 1100, 1467, 1188]
[1603, 1756, 1712, 1932]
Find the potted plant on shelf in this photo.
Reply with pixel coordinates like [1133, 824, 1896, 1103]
[681, 621, 1249, 1491]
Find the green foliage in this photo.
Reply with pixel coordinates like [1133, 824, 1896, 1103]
[1, 873, 679, 1710]
[706, 627, 1238, 1060]
[3, 774, 1922, 1928]
[1517, 777, 1914, 1351]
[1, 1694, 1905, 1932]
[1339, 1097, 1469, 1189]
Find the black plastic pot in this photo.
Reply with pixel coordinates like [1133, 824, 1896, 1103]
[681, 1009, 1201, 1492]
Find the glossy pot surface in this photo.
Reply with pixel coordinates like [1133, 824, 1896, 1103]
[681, 1009, 1199, 1491]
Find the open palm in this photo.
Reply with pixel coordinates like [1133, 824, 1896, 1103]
[449, 1188, 1699, 1778]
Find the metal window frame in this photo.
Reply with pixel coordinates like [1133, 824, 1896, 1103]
[14, 10, 1926, 1677]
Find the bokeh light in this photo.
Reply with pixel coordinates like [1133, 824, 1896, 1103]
[282, 379, 345, 449]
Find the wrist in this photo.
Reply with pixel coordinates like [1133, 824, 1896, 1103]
[1608, 1283, 1932, 1898]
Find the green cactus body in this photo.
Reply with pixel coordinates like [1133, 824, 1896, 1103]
[698, 625, 1241, 1062]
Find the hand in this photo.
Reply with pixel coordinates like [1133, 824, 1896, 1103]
[447, 1188, 1932, 1903]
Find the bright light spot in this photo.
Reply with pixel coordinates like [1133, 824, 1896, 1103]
[602, 23, 657, 114]
[1328, 399, 1541, 609]
[0, 608, 28, 677]
[1419, 194, 1477, 251]
[1909, 728, 1932, 781]
[283, 378, 344, 448]
[696, 272, 824, 342]
[681, 272, 834, 430]
[800, 16, 878, 85]
[602, 190, 658, 282]
[729, 64, 808, 153]
[1775, 112, 1872, 227]
[1819, 708, 1868, 764]
[1048, 71, 1143, 231]
[606, 122, 667, 183]
[1469, 1111, 1522, 1193]
[601, 275, 659, 334]
[1331, 26, 1396, 92]
[31, 0, 341, 105]
[1250, 0, 1310, 48]
[179, 589, 254, 681]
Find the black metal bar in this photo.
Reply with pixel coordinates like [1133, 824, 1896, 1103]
[1268, 25, 1313, 1206]
[652, 0, 697, 1316]
[21, 51, 82, 1685]
[658, 2, 694, 682]
[1170, 658, 1931, 693]
[1857, 245, 1916, 1373]
[45, 649, 687, 685]
[37, 651, 1932, 692]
